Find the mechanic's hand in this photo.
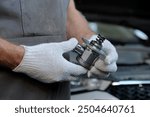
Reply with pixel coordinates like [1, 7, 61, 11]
[13, 38, 87, 83]
[88, 35, 118, 78]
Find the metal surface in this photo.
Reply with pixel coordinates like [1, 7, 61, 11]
[74, 34, 105, 70]
[112, 80, 150, 86]
[71, 91, 118, 100]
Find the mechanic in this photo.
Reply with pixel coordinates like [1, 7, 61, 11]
[0, 0, 118, 99]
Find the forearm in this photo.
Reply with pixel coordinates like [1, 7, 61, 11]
[67, 0, 95, 44]
[0, 37, 24, 69]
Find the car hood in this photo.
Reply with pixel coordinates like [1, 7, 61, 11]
[75, 0, 150, 36]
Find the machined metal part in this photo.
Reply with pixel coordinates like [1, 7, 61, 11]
[74, 34, 106, 70]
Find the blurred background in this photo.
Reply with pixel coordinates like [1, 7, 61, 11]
[71, 0, 150, 100]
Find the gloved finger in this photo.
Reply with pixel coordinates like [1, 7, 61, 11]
[59, 38, 78, 52]
[94, 59, 117, 72]
[67, 76, 79, 81]
[102, 40, 118, 64]
[63, 59, 87, 76]
[88, 67, 110, 78]
[105, 52, 118, 65]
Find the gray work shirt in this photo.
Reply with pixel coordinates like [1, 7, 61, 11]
[0, 0, 70, 99]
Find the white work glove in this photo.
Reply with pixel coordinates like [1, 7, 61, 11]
[13, 38, 87, 83]
[88, 35, 118, 78]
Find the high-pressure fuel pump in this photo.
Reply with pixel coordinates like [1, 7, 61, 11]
[74, 34, 106, 70]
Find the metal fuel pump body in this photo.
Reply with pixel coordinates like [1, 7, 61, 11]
[74, 34, 106, 70]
